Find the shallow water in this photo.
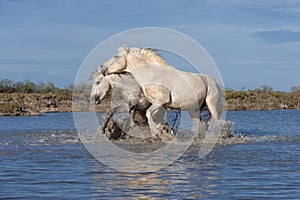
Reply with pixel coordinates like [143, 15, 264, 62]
[0, 111, 299, 199]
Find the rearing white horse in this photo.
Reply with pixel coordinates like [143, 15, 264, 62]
[99, 45, 224, 137]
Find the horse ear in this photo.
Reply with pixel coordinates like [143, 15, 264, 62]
[118, 44, 128, 55]
[122, 44, 128, 50]
[98, 65, 107, 75]
[97, 66, 102, 72]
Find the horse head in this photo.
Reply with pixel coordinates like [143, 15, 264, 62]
[98, 45, 128, 76]
[99, 45, 173, 76]
[90, 71, 111, 104]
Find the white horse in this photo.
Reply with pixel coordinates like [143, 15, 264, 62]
[90, 71, 151, 133]
[98, 45, 224, 137]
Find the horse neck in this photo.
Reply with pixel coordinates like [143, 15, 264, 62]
[126, 51, 173, 70]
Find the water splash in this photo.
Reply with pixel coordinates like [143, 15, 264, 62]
[1, 124, 299, 149]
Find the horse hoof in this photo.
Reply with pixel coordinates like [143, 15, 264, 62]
[151, 128, 173, 142]
[162, 125, 169, 133]
[98, 129, 105, 134]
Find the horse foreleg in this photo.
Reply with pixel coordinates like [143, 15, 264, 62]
[129, 108, 138, 127]
[100, 104, 128, 133]
[100, 111, 113, 133]
[146, 104, 166, 137]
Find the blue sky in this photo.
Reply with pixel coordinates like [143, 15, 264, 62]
[1, 0, 300, 91]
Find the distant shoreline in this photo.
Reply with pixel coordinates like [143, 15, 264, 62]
[0, 89, 299, 116]
[1, 79, 299, 116]
[225, 88, 300, 111]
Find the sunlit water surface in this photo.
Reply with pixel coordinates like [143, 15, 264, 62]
[0, 110, 299, 199]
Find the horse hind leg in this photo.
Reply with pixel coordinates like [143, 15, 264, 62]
[205, 89, 223, 133]
[199, 104, 211, 129]
[205, 77, 223, 123]
[205, 99, 221, 125]
[188, 110, 207, 138]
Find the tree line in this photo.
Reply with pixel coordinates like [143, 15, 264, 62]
[0, 79, 299, 111]
[1, 78, 299, 95]
[0, 78, 66, 93]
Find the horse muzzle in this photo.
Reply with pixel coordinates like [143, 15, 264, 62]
[91, 95, 101, 105]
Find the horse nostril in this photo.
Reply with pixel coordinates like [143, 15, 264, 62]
[90, 95, 99, 104]
[95, 99, 101, 104]
[92, 95, 101, 104]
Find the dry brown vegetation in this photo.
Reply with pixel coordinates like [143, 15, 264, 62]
[0, 92, 72, 116]
[0, 79, 299, 116]
[225, 86, 300, 110]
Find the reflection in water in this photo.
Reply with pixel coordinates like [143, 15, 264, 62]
[88, 146, 221, 199]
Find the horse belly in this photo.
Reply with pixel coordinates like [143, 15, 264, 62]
[167, 75, 207, 111]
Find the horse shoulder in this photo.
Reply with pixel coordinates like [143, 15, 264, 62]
[143, 84, 171, 105]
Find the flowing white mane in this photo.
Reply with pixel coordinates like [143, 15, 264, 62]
[129, 47, 171, 67]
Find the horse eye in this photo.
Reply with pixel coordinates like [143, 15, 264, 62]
[96, 81, 100, 85]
